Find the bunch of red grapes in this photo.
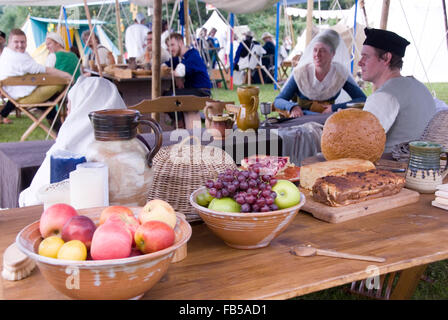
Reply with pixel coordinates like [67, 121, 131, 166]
[205, 168, 279, 213]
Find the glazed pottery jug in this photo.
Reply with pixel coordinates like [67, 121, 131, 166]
[236, 85, 260, 131]
[405, 141, 448, 193]
[207, 114, 235, 140]
[86, 109, 163, 206]
[203, 100, 232, 129]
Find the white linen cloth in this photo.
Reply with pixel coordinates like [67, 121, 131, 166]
[277, 121, 324, 166]
[0, 47, 46, 99]
[19, 76, 126, 207]
[125, 23, 150, 58]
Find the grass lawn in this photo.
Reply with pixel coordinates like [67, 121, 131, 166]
[1, 82, 447, 300]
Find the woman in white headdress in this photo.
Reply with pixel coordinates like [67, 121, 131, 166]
[19, 76, 127, 207]
[274, 29, 366, 117]
[45, 32, 81, 82]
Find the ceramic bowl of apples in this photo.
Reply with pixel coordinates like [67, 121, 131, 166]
[16, 200, 191, 300]
[190, 168, 306, 249]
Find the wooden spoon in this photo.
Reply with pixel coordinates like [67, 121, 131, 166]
[290, 245, 386, 263]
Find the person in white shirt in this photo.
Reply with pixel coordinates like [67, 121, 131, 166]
[125, 12, 150, 59]
[359, 28, 436, 152]
[161, 19, 170, 52]
[136, 31, 170, 65]
[0, 28, 71, 125]
[81, 30, 111, 70]
[19, 76, 127, 207]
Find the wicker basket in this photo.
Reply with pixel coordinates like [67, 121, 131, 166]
[147, 136, 238, 222]
[392, 110, 448, 162]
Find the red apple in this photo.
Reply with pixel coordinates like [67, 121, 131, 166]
[90, 222, 132, 260]
[106, 213, 140, 246]
[61, 215, 97, 249]
[134, 221, 175, 254]
[99, 206, 135, 225]
[39, 203, 78, 238]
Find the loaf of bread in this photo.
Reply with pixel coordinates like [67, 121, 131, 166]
[321, 109, 386, 163]
[299, 158, 376, 190]
[312, 169, 405, 207]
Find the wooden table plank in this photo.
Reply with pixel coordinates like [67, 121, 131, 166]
[2, 192, 448, 300]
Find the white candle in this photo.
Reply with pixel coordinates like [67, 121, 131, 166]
[69, 162, 109, 209]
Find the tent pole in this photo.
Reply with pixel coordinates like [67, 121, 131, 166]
[274, 1, 280, 90]
[229, 13, 234, 90]
[83, 0, 103, 77]
[442, 0, 448, 51]
[184, 0, 190, 46]
[306, 0, 314, 46]
[152, 0, 162, 123]
[360, 0, 369, 27]
[380, 0, 390, 29]
[115, 0, 124, 63]
[351, 0, 358, 75]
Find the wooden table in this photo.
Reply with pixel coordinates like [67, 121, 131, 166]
[2, 193, 447, 300]
[86, 69, 172, 107]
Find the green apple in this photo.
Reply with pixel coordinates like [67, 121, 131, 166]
[208, 197, 241, 213]
[272, 180, 301, 209]
[196, 190, 215, 207]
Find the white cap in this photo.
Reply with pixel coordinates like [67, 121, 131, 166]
[262, 32, 274, 40]
[46, 32, 65, 48]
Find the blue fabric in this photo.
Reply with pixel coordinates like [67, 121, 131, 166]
[274, 75, 366, 112]
[165, 48, 212, 89]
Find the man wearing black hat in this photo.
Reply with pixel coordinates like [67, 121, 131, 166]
[359, 28, 436, 153]
[0, 30, 6, 56]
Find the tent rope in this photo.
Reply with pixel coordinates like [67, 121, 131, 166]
[398, 0, 434, 94]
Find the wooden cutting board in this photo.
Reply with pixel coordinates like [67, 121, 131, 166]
[300, 187, 420, 223]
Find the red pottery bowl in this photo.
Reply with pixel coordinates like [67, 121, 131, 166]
[16, 207, 191, 300]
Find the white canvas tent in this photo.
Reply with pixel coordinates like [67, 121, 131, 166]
[343, 0, 448, 84]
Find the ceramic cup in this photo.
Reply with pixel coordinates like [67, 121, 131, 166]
[405, 141, 448, 193]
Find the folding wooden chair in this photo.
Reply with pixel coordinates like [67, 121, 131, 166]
[0, 74, 70, 141]
[129, 95, 215, 130]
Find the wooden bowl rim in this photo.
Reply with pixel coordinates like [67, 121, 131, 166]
[189, 186, 306, 218]
[15, 208, 192, 268]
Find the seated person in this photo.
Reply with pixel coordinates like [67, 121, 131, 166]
[163, 32, 212, 128]
[233, 31, 266, 72]
[19, 76, 127, 207]
[0, 28, 72, 125]
[359, 28, 436, 152]
[45, 32, 81, 82]
[136, 31, 170, 65]
[81, 30, 111, 70]
[252, 31, 276, 84]
[274, 29, 366, 118]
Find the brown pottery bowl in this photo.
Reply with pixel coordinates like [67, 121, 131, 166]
[16, 207, 192, 300]
[190, 187, 306, 249]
